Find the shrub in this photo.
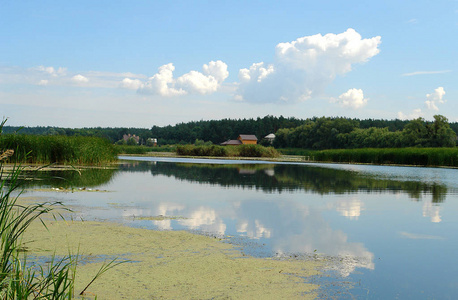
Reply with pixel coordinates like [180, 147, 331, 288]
[176, 144, 279, 158]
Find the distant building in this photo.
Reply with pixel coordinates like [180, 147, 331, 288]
[123, 134, 140, 144]
[238, 134, 258, 145]
[146, 138, 158, 146]
[264, 133, 276, 144]
[221, 134, 258, 146]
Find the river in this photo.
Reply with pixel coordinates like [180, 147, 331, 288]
[23, 156, 458, 299]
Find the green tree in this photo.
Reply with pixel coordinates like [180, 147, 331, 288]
[428, 115, 456, 147]
[401, 118, 428, 147]
[126, 137, 137, 146]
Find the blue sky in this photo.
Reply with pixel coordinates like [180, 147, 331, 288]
[1, 0, 457, 127]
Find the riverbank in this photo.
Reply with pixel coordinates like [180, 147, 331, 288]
[119, 151, 458, 168]
[24, 211, 323, 299]
[120, 152, 311, 163]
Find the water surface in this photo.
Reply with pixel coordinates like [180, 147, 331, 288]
[24, 157, 458, 299]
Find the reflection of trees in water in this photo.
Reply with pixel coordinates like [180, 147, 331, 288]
[20, 167, 118, 188]
[120, 161, 450, 203]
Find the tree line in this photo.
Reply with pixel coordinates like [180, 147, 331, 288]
[274, 115, 457, 149]
[2, 126, 154, 145]
[3, 115, 457, 148]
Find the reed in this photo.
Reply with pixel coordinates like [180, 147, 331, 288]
[0, 158, 77, 298]
[0, 135, 117, 165]
[176, 144, 280, 158]
[280, 147, 458, 167]
[0, 120, 122, 298]
[0, 160, 125, 299]
[115, 144, 176, 154]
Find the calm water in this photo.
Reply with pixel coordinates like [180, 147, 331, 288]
[23, 156, 458, 299]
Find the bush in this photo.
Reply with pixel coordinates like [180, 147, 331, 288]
[176, 144, 279, 158]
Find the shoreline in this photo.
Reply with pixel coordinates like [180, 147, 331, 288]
[119, 152, 458, 169]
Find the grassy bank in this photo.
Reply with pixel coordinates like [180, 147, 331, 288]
[176, 144, 280, 158]
[0, 135, 117, 165]
[115, 144, 176, 155]
[279, 147, 458, 167]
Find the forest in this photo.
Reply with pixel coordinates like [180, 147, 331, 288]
[2, 115, 457, 149]
[274, 115, 457, 149]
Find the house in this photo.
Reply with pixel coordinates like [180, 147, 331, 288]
[221, 134, 258, 146]
[238, 134, 258, 144]
[146, 138, 157, 146]
[123, 134, 140, 144]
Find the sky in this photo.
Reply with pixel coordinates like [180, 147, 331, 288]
[0, 0, 457, 128]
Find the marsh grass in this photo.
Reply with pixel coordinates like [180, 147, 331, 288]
[176, 144, 280, 158]
[0, 161, 74, 298]
[0, 162, 125, 299]
[115, 144, 176, 154]
[0, 135, 117, 165]
[280, 147, 458, 167]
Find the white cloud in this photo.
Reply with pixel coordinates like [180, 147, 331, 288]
[176, 71, 219, 94]
[202, 60, 229, 83]
[235, 28, 381, 103]
[425, 87, 445, 111]
[119, 78, 143, 90]
[122, 60, 228, 96]
[72, 74, 89, 84]
[402, 70, 451, 76]
[399, 231, 444, 239]
[397, 108, 423, 120]
[38, 79, 49, 86]
[36, 65, 67, 77]
[139, 63, 185, 96]
[334, 88, 368, 109]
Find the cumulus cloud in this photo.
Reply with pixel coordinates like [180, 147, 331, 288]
[397, 108, 423, 120]
[121, 60, 229, 96]
[425, 87, 445, 111]
[202, 60, 229, 83]
[119, 78, 143, 90]
[38, 79, 49, 86]
[72, 74, 89, 84]
[235, 28, 381, 103]
[333, 88, 368, 109]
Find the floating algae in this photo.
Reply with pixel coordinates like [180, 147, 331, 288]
[24, 220, 324, 299]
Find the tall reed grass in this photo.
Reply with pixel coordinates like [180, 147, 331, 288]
[280, 147, 458, 167]
[0, 155, 76, 298]
[0, 135, 117, 165]
[0, 161, 122, 298]
[176, 144, 280, 158]
[115, 144, 176, 154]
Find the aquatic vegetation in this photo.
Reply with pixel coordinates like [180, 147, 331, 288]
[0, 156, 75, 298]
[0, 162, 125, 299]
[279, 147, 458, 167]
[115, 144, 176, 154]
[176, 144, 280, 158]
[0, 134, 117, 165]
[0, 120, 122, 298]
